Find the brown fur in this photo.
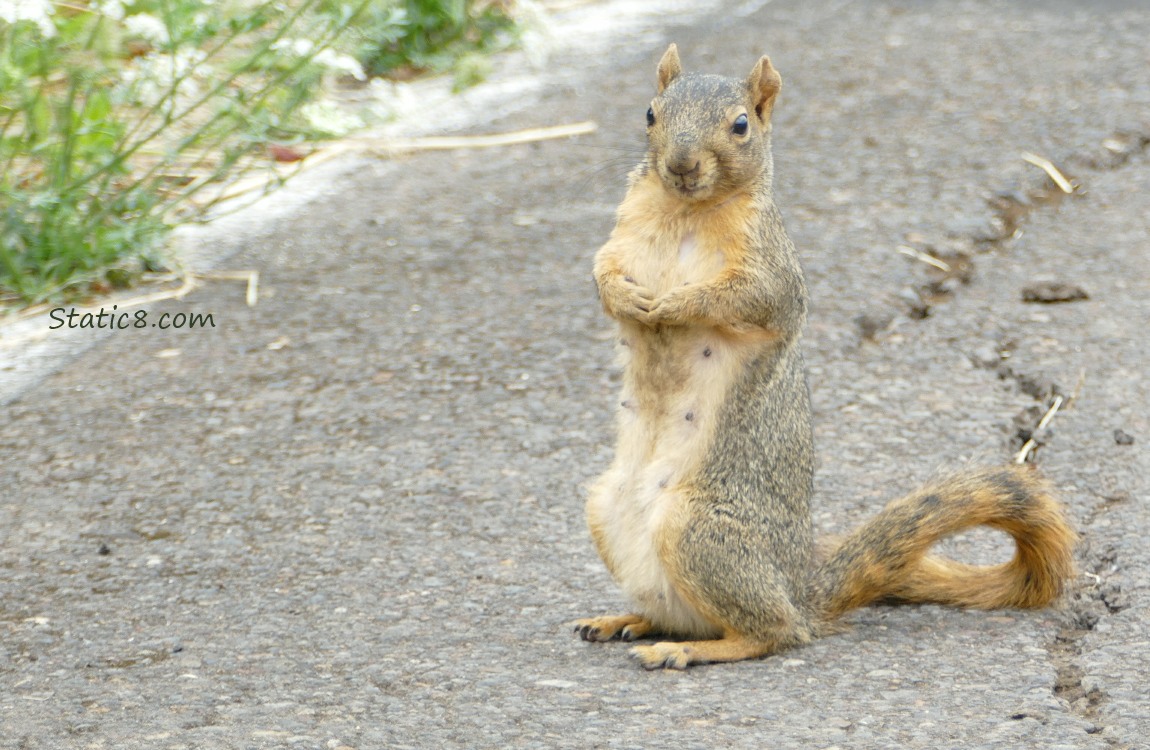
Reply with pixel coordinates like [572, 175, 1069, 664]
[575, 45, 1076, 669]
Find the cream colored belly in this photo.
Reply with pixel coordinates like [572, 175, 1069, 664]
[587, 325, 751, 638]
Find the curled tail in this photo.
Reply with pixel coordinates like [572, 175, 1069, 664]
[809, 465, 1076, 622]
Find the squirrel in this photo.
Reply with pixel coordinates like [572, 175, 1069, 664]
[574, 44, 1076, 670]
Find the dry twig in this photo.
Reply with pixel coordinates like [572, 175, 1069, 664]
[190, 121, 599, 208]
[199, 271, 260, 307]
[1020, 151, 1076, 194]
[371, 120, 599, 155]
[1014, 395, 1065, 464]
[897, 245, 951, 272]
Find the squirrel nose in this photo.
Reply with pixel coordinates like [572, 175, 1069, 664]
[666, 156, 701, 177]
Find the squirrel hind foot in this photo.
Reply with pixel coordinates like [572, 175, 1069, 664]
[628, 635, 782, 670]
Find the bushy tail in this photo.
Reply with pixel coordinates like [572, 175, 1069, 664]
[809, 465, 1076, 622]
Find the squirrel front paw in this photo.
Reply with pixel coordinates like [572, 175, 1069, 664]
[600, 276, 656, 323]
[572, 614, 654, 642]
[646, 286, 697, 325]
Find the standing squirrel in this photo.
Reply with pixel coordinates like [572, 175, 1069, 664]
[574, 44, 1076, 670]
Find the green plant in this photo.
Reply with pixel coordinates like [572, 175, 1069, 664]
[0, 0, 369, 305]
[356, 0, 516, 80]
[0, 0, 523, 307]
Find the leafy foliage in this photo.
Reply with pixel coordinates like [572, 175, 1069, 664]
[0, 0, 369, 304]
[0, 0, 520, 306]
[356, 0, 516, 80]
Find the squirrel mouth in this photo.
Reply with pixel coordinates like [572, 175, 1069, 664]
[669, 180, 709, 199]
[661, 172, 699, 193]
[655, 164, 713, 199]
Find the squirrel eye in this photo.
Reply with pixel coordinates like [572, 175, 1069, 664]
[646, 107, 655, 127]
[732, 113, 749, 136]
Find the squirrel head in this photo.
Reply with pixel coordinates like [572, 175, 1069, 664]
[644, 44, 782, 203]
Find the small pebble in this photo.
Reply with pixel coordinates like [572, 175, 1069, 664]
[535, 679, 577, 689]
[970, 345, 1000, 369]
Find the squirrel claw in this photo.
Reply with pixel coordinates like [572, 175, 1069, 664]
[572, 615, 652, 643]
[629, 642, 691, 670]
[571, 620, 614, 642]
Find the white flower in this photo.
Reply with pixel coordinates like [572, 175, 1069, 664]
[312, 48, 365, 81]
[124, 13, 170, 45]
[96, 0, 125, 21]
[271, 38, 314, 57]
[118, 48, 211, 107]
[0, 0, 56, 37]
[273, 38, 366, 81]
[300, 100, 364, 136]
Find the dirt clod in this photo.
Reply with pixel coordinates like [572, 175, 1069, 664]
[1113, 429, 1135, 446]
[1021, 281, 1089, 304]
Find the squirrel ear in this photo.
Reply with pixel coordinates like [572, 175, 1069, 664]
[747, 55, 782, 122]
[657, 44, 682, 93]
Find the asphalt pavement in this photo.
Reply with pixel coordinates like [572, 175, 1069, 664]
[1, 0, 1148, 748]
